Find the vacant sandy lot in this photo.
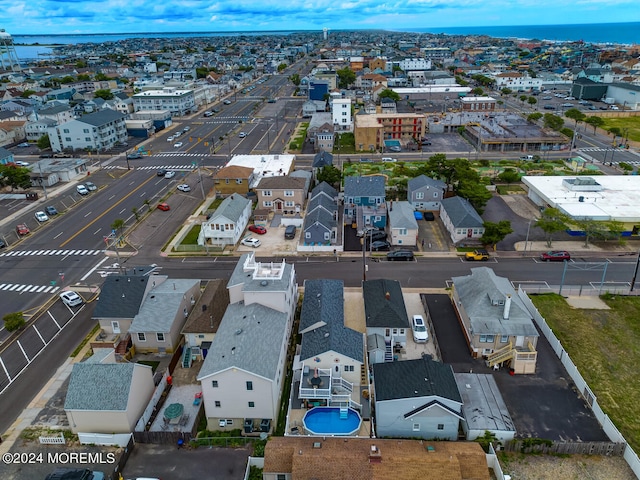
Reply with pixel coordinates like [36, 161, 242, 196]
[500, 453, 636, 479]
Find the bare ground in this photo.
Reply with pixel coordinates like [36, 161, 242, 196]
[500, 453, 637, 479]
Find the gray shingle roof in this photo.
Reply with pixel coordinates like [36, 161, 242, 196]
[407, 174, 446, 192]
[363, 279, 409, 328]
[373, 356, 461, 403]
[129, 279, 199, 333]
[344, 176, 385, 198]
[313, 151, 334, 168]
[227, 254, 296, 294]
[388, 201, 418, 230]
[441, 196, 483, 228]
[452, 267, 538, 337]
[77, 109, 126, 127]
[65, 363, 149, 411]
[303, 207, 336, 231]
[92, 275, 150, 319]
[197, 302, 288, 381]
[210, 194, 251, 223]
[311, 181, 337, 199]
[307, 194, 337, 216]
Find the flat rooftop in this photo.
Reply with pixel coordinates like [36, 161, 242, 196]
[227, 154, 296, 188]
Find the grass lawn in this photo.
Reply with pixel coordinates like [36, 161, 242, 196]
[182, 225, 201, 244]
[137, 360, 160, 372]
[530, 293, 640, 451]
[599, 116, 640, 143]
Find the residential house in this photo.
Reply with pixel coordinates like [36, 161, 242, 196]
[297, 279, 365, 410]
[332, 97, 352, 132]
[129, 279, 201, 354]
[132, 87, 196, 116]
[343, 176, 387, 232]
[310, 181, 338, 204]
[262, 437, 490, 480]
[255, 176, 307, 217]
[64, 361, 154, 434]
[47, 109, 128, 153]
[363, 279, 409, 358]
[213, 165, 254, 197]
[372, 355, 463, 440]
[440, 196, 485, 244]
[25, 117, 57, 142]
[407, 175, 446, 212]
[387, 201, 418, 247]
[312, 151, 333, 171]
[180, 279, 230, 364]
[0, 146, 14, 164]
[451, 267, 538, 374]
[198, 194, 252, 247]
[303, 205, 338, 246]
[226, 253, 298, 321]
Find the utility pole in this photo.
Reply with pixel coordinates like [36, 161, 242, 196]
[631, 250, 640, 292]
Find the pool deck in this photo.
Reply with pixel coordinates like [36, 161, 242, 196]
[286, 407, 372, 438]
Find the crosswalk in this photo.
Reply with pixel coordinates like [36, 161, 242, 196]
[103, 164, 197, 171]
[0, 249, 104, 258]
[0, 283, 60, 294]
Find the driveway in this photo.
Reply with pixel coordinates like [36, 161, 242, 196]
[423, 293, 609, 442]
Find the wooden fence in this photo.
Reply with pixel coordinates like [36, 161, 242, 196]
[504, 440, 626, 456]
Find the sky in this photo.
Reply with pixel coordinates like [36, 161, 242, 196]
[1, 0, 636, 35]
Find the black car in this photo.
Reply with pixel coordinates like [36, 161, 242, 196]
[370, 240, 391, 251]
[45, 206, 58, 216]
[39, 152, 53, 158]
[423, 212, 435, 221]
[0, 239, 6, 248]
[387, 250, 414, 261]
[157, 169, 168, 176]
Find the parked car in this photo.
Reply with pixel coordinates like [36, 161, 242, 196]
[284, 225, 297, 239]
[174, 142, 183, 148]
[357, 226, 379, 237]
[0, 239, 5, 248]
[76, 185, 89, 195]
[465, 249, 489, 261]
[423, 212, 435, 221]
[370, 240, 391, 251]
[176, 183, 190, 192]
[167, 135, 175, 142]
[84, 181, 97, 191]
[17, 142, 29, 147]
[157, 203, 170, 211]
[16, 224, 30, 236]
[59, 290, 83, 307]
[248, 225, 267, 235]
[540, 250, 571, 262]
[412, 315, 428, 343]
[39, 152, 54, 158]
[387, 250, 414, 261]
[45, 206, 58, 216]
[35, 211, 49, 222]
[241, 237, 261, 248]
[127, 152, 142, 159]
[223, 99, 232, 105]
[183, 126, 191, 132]
[381, 157, 397, 162]
[388, 145, 402, 152]
[238, 132, 247, 138]
[157, 169, 168, 177]
[366, 230, 388, 242]
[164, 171, 176, 179]
[15, 161, 29, 167]
[204, 111, 213, 117]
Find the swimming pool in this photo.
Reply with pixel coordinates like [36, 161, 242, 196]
[302, 407, 362, 436]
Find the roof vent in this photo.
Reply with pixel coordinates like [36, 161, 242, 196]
[235, 329, 243, 335]
[260, 280, 268, 286]
[385, 292, 390, 300]
[324, 332, 330, 338]
[313, 442, 322, 449]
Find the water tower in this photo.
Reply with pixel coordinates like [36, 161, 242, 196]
[323, 27, 328, 41]
[0, 29, 21, 72]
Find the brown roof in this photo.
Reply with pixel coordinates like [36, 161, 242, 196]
[215, 165, 254, 179]
[181, 279, 229, 334]
[263, 437, 490, 480]
[256, 176, 307, 190]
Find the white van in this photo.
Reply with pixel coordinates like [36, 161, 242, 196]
[520, 155, 534, 160]
[381, 157, 397, 162]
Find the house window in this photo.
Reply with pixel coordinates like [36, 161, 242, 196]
[262, 190, 272, 196]
[137, 332, 146, 342]
[415, 192, 424, 200]
[344, 365, 354, 372]
[501, 335, 509, 343]
[264, 201, 273, 207]
[400, 329, 405, 335]
[63, 129, 70, 133]
[398, 228, 407, 235]
[212, 380, 219, 388]
[248, 401, 255, 408]
[413, 423, 420, 431]
[437, 424, 444, 430]
[284, 190, 294, 197]
[305, 232, 311, 239]
[246, 381, 253, 390]
[277, 475, 286, 480]
[236, 178, 243, 184]
[225, 178, 230, 184]
[285, 201, 295, 208]
[323, 232, 330, 240]
[479, 335, 495, 343]
[226, 419, 234, 425]
[156, 332, 165, 342]
[215, 401, 221, 407]
[433, 192, 439, 198]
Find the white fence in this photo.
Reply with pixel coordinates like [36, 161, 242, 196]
[135, 367, 170, 432]
[517, 286, 640, 479]
[78, 432, 132, 447]
[39, 433, 65, 444]
[243, 456, 265, 480]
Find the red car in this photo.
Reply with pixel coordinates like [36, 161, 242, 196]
[540, 250, 571, 262]
[16, 224, 30, 236]
[248, 225, 267, 235]
[157, 203, 170, 211]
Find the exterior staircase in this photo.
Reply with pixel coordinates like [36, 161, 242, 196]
[384, 341, 394, 362]
[182, 345, 192, 368]
[487, 342, 515, 367]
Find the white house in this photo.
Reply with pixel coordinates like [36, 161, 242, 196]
[198, 194, 252, 247]
[47, 109, 128, 153]
[132, 87, 196, 116]
[332, 97, 352, 132]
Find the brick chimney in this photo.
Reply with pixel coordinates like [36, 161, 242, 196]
[369, 444, 382, 463]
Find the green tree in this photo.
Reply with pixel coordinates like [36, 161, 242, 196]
[519, 94, 528, 103]
[457, 179, 492, 213]
[564, 108, 586, 127]
[94, 72, 109, 81]
[277, 63, 287, 72]
[316, 165, 341, 188]
[76, 60, 87, 68]
[608, 127, 622, 145]
[497, 168, 520, 184]
[537, 208, 569, 248]
[543, 113, 564, 131]
[196, 67, 209, 78]
[94, 89, 114, 100]
[111, 218, 125, 237]
[500, 88, 512, 96]
[336, 67, 356, 89]
[618, 162, 634, 174]
[77, 74, 91, 81]
[59, 76, 75, 84]
[0, 164, 32, 190]
[3, 312, 25, 332]
[575, 219, 607, 247]
[289, 73, 301, 86]
[378, 89, 400, 102]
[37, 134, 51, 150]
[527, 112, 543, 123]
[480, 220, 513, 249]
[604, 220, 625, 243]
[21, 89, 36, 98]
[527, 97, 537, 108]
[475, 430, 501, 453]
[585, 116, 605, 134]
[471, 87, 484, 95]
